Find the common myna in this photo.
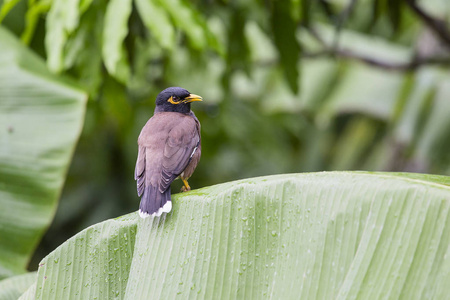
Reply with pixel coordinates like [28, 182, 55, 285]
[135, 87, 202, 218]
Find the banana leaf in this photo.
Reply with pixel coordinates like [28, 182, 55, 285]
[0, 26, 87, 279]
[19, 172, 450, 299]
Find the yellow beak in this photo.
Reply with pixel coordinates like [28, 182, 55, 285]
[183, 94, 203, 103]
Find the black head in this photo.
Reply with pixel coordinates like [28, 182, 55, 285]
[154, 87, 202, 114]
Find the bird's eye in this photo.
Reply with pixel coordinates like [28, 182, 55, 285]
[168, 96, 181, 104]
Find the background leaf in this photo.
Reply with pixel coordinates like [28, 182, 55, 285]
[102, 0, 132, 83]
[27, 172, 450, 299]
[45, 0, 82, 72]
[0, 0, 21, 22]
[270, 0, 301, 93]
[0, 26, 87, 279]
[135, 0, 175, 51]
[157, 0, 207, 50]
[18, 282, 35, 300]
[0, 272, 36, 300]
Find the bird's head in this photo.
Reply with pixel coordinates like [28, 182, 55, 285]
[154, 87, 202, 114]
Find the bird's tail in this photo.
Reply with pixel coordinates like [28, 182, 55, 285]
[139, 186, 172, 218]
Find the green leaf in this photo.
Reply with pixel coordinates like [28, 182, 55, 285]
[65, 3, 104, 97]
[135, 0, 175, 51]
[45, 0, 81, 72]
[102, 0, 132, 83]
[270, 0, 300, 94]
[419, 0, 450, 17]
[319, 62, 404, 123]
[28, 172, 450, 298]
[0, 0, 21, 22]
[35, 214, 137, 299]
[371, 0, 383, 26]
[330, 118, 380, 170]
[291, 0, 311, 24]
[156, 0, 207, 50]
[301, 0, 312, 25]
[415, 73, 450, 167]
[387, 0, 403, 32]
[0, 26, 87, 279]
[21, 0, 52, 44]
[18, 282, 35, 300]
[0, 272, 36, 300]
[371, 0, 404, 33]
[223, 9, 250, 89]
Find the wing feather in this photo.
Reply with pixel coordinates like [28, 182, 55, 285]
[159, 117, 200, 192]
[135, 112, 200, 197]
[135, 145, 146, 197]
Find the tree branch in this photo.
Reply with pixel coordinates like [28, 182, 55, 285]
[303, 49, 450, 71]
[405, 0, 450, 48]
[304, 26, 450, 71]
[332, 0, 358, 49]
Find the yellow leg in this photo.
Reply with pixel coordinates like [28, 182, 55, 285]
[181, 177, 191, 192]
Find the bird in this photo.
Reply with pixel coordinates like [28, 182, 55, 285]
[134, 87, 202, 218]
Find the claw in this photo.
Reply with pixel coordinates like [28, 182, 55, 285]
[181, 178, 191, 192]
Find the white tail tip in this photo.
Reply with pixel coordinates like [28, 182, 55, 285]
[138, 201, 172, 219]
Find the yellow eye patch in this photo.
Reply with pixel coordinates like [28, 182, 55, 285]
[167, 94, 203, 105]
[168, 96, 181, 104]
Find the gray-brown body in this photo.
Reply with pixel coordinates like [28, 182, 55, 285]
[135, 111, 201, 216]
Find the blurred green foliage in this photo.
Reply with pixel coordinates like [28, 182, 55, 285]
[0, 27, 86, 279]
[1, 0, 450, 269]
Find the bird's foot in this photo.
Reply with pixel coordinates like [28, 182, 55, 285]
[181, 185, 191, 192]
[181, 178, 191, 192]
